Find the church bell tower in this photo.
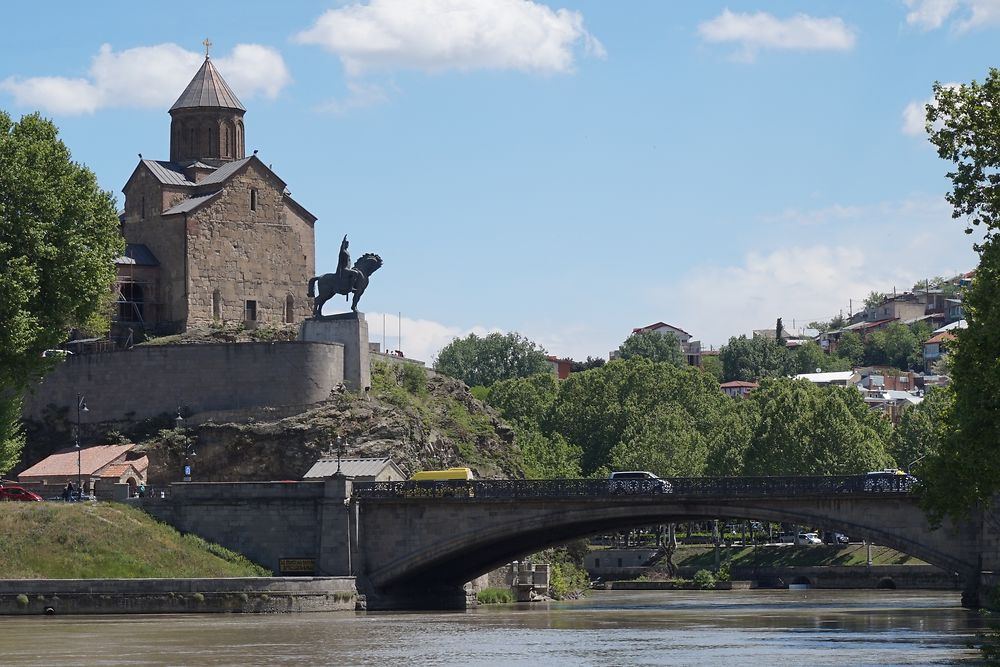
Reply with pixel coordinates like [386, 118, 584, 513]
[168, 43, 246, 164]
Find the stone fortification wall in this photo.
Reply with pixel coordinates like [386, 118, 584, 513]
[0, 576, 356, 615]
[22, 342, 343, 425]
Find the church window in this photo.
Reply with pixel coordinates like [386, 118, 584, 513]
[212, 289, 221, 320]
[141, 196, 146, 220]
[285, 295, 295, 323]
[208, 127, 214, 155]
[245, 300, 257, 322]
[250, 189, 258, 212]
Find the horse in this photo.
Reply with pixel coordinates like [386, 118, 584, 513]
[308, 252, 383, 316]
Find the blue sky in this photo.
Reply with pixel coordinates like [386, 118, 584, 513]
[2, 1, 994, 362]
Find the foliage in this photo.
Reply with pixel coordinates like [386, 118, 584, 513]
[692, 568, 716, 589]
[609, 403, 708, 477]
[834, 331, 864, 366]
[794, 341, 851, 374]
[469, 386, 489, 401]
[548, 561, 590, 599]
[719, 335, 795, 382]
[616, 330, 685, 366]
[704, 399, 758, 476]
[571, 356, 606, 373]
[0, 395, 25, 476]
[486, 373, 559, 431]
[700, 354, 723, 381]
[516, 426, 581, 479]
[890, 386, 954, 473]
[476, 587, 514, 604]
[548, 358, 735, 476]
[433, 331, 549, 388]
[742, 378, 893, 476]
[398, 363, 428, 397]
[862, 322, 930, 371]
[864, 291, 887, 310]
[0, 111, 123, 464]
[919, 70, 1000, 521]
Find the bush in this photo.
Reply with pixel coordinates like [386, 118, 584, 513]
[15, 594, 28, 607]
[693, 569, 716, 589]
[549, 562, 590, 599]
[477, 587, 514, 604]
[716, 562, 732, 582]
[399, 363, 428, 396]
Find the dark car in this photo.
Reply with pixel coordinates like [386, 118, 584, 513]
[864, 469, 917, 492]
[0, 485, 43, 501]
[608, 471, 673, 494]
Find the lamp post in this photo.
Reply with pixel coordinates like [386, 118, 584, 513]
[333, 436, 346, 477]
[75, 394, 88, 498]
[176, 407, 195, 482]
[908, 454, 929, 475]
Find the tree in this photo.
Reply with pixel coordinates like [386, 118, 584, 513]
[616, 330, 684, 366]
[570, 356, 606, 373]
[700, 354, 723, 382]
[433, 331, 549, 387]
[794, 341, 851, 374]
[742, 378, 893, 476]
[0, 111, 123, 474]
[719, 335, 795, 382]
[516, 427, 581, 479]
[890, 387, 954, 474]
[864, 291, 887, 310]
[834, 331, 864, 366]
[610, 403, 708, 477]
[486, 372, 559, 431]
[919, 69, 1000, 520]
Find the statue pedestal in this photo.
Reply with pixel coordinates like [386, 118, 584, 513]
[300, 312, 370, 391]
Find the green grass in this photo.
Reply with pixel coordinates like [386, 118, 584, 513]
[0, 502, 271, 578]
[674, 544, 926, 568]
[477, 587, 514, 604]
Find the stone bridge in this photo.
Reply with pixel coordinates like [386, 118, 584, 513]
[140, 475, 997, 610]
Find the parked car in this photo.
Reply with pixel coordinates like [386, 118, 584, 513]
[0, 484, 43, 501]
[796, 532, 822, 545]
[824, 532, 850, 544]
[608, 471, 673, 494]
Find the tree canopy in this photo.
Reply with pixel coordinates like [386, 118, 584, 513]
[433, 331, 549, 388]
[0, 111, 123, 474]
[719, 335, 795, 382]
[615, 330, 684, 366]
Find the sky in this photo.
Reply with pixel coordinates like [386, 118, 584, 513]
[1, 0, 995, 363]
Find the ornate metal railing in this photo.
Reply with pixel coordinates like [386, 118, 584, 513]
[351, 474, 916, 500]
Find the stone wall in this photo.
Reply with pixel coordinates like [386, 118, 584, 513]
[22, 342, 343, 425]
[0, 576, 356, 615]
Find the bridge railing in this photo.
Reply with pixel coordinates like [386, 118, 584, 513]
[351, 474, 916, 500]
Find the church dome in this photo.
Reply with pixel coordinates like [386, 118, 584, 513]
[168, 57, 246, 164]
[170, 57, 245, 111]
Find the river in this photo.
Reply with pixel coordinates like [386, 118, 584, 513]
[0, 590, 986, 665]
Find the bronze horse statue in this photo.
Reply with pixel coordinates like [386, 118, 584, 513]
[308, 252, 383, 315]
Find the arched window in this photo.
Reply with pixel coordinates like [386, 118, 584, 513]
[207, 127, 214, 155]
[236, 121, 244, 158]
[250, 189, 258, 212]
[212, 289, 221, 320]
[285, 295, 295, 323]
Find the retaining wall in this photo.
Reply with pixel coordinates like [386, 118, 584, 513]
[0, 577, 356, 615]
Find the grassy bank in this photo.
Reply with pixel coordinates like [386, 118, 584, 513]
[0, 503, 270, 578]
[674, 544, 926, 568]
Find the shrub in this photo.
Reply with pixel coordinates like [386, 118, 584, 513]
[477, 587, 514, 604]
[15, 594, 28, 607]
[717, 562, 732, 582]
[549, 562, 590, 599]
[192, 592, 205, 603]
[693, 569, 717, 589]
[399, 363, 428, 396]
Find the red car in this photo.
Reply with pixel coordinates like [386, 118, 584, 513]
[0, 485, 43, 501]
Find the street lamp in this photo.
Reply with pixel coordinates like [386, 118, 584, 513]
[333, 436, 346, 477]
[908, 454, 929, 475]
[75, 394, 88, 498]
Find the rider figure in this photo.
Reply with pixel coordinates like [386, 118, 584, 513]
[337, 235, 362, 293]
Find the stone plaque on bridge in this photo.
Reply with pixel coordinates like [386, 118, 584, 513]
[279, 558, 317, 576]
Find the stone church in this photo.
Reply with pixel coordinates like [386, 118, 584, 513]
[114, 55, 317, 334]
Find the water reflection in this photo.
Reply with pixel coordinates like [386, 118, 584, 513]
[0, 590, 984, 666]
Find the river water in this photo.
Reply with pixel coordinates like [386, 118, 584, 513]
[0, 590, 986, 666]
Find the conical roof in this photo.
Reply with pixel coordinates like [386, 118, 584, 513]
[170, 57, 245, 112]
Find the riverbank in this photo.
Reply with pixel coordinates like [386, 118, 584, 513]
[0, 577, 357, 615]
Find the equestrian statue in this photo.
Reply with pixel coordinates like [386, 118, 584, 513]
[308, 235, 383, 316]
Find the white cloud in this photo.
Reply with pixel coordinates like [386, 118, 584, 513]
[905, 0, 1000, 31]
[0, 43, 289, 115]
[318, 80, 393, 114]
[697, 10, 856, 62]
[368, 312, 497, 365]
[294, 0, 604, 76]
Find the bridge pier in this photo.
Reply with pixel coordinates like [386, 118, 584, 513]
[361, 583, 471, 611]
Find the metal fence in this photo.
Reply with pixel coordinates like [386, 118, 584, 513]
[351, 474, 916, 501]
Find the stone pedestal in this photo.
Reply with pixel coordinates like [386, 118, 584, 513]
[299, 312, 370, 391]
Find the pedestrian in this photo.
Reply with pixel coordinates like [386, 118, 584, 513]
[62, 481, 73, 501]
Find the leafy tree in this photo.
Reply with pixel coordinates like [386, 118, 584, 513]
[570, 356, 606, 373]
[704, 399, 757, 476]
[700, 354, 723, 382]
[834, 331, 864, 366]
[485, 372, 559, 431]
[794, 341, 851, 374]
[516, 427, 581, 479]
[433, 331, 549, 387]
[610, 403, 708, 477]
[719, 335, 795, 382]
[0, 111, 123, 473]
[864, 291, 887, 310]
[742, 378, 893, 476]
[616, 330, 684, 366]
[890, 387, 954, 475]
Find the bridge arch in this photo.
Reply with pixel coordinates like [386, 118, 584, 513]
[359, 497, 978, 594]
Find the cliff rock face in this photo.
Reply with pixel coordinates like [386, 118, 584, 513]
[142, 369, 522, 484]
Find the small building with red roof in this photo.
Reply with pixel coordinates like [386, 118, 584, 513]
[720, 380, 758, 398]
[18, 443, 148, 498]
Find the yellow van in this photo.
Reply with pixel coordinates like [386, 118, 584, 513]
[409, 467, 475, 481]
